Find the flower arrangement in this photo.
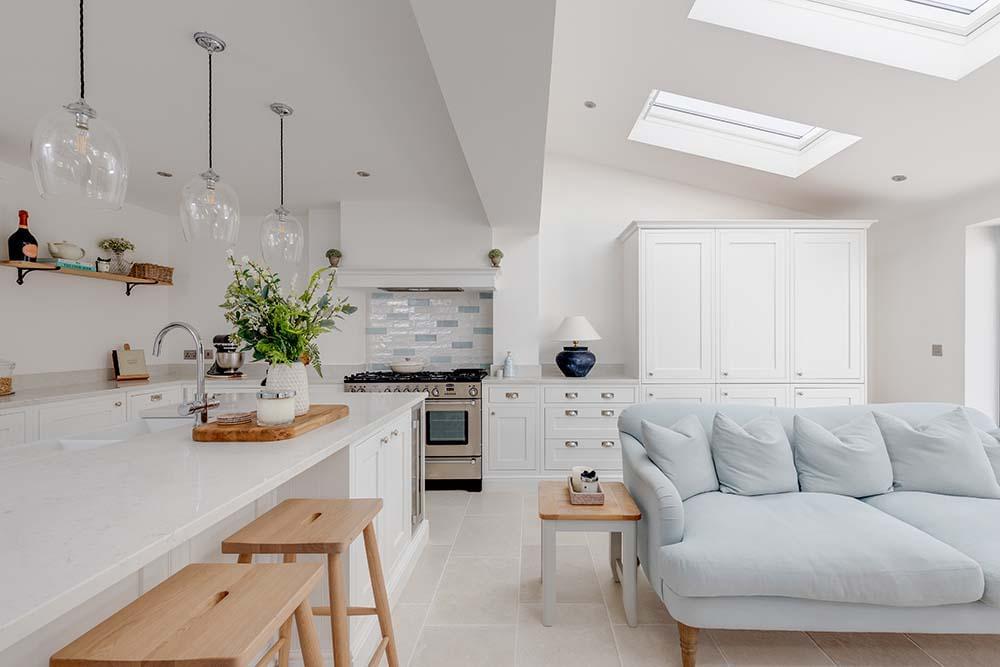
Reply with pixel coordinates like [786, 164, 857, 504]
[98, 237, 135, 254]
[220, 254, 357, 376]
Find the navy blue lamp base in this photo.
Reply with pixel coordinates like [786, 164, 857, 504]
[556, 346, 596, 377]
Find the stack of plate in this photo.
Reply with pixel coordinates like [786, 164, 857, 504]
[215, 412, 254, 425]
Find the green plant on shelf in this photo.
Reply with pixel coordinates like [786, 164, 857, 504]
[98, 237, 135, 254]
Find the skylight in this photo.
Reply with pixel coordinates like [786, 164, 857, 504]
[690, 0, 1000, 79]
[628, 91, 860, 178]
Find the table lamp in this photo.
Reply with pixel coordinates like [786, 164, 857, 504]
[553, 316, 601, 377]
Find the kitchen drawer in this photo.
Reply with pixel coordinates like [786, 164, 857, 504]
[544, 437, 622, 471]
[38, 394, 126, 440]
[0, 410, 28, 447]
[544, 406, 619, 438]
[543, 386, 636, 404]
[127, 387, 185, 420]
[487, 385, 539, 404]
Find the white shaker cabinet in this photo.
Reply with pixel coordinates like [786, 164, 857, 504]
[718, 230, 789, 382]
[0, 410, 30, 447]
[486, 404, 539, 472]
[643, 384, 715, 404]
[718, 384, 790, 407]
[37, 394, 126, 440]
[792, 385, 866, 408]
[791, 231, 865, 382]
[642, 230, 715, 381]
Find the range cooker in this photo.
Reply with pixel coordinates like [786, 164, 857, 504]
[344, 369, 487, 492]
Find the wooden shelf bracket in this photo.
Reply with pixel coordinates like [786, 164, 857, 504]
[12, 264, 52, 286]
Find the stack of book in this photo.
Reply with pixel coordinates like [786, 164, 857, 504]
[38, 258, 96, 272]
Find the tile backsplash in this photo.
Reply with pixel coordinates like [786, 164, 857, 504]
[367, 291, 494, 370]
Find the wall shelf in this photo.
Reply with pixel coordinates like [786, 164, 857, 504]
[1, 261, 166, 296]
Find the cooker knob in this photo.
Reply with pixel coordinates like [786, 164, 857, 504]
[468, 386, 479, 397]
[431, 387, 441, 397]
[384, 387, 391, 392]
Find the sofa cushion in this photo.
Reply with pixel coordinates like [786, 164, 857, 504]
[711, 413, 798, 496]
[642, 417, 718, 500]
[874, 409, 1000, 499]
[659, 492, 984, 607]
[792, 413, 893, 498]
[865, 491, 1000, 608]
[976, 429, 1000, 482]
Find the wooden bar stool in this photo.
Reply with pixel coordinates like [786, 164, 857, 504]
[51, 562, 326, 667]
[222, 498, 398, 667]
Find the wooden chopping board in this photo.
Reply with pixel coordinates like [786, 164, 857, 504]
[193, 404, 350, 442]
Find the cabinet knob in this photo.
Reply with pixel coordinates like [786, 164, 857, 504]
[797, 371, 803, 376]
[648, 393, 654, 398]
[721, 392, 729, 397]
[565, 409, 578, 417]
[391, 429, 400, 437]
[796, 391, 804, 396]
[601, 440, 615, 448]
[505, 392, 519, 400]
[722, 371, 728, 376]
[150, 393, 163, 402]
[380, 436, 390, 445]
[114, 401, 123, 407]
[601, 409, 614, 417]
[648, 372, 653, 377]
[601, 392, 615, 399]
[490, 411, 496, 416]
[564, 440, 579, 448]
[565, 392, 578, 399]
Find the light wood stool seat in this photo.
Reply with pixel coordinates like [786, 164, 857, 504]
[223, 498, 398, 667]
[51, 563, 326, 667]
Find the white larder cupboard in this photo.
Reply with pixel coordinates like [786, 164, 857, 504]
[622, 220, 870, 405]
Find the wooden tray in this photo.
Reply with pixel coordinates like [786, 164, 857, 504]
[193, 404, 350, 442]
[567, 476, 605, 505]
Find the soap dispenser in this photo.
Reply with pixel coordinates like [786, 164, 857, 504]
[503, 351, 515, 378]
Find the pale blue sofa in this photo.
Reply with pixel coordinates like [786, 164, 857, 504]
[619, 402, 1000, 667]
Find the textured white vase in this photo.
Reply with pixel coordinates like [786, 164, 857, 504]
[267, 362, 310, 416]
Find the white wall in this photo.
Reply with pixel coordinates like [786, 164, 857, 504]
[0, 162, 172, 375]
[964, 223, 1000, 420]
[534, 154, 811, 366]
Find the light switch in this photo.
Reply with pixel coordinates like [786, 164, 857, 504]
[931, 344, 943, 357]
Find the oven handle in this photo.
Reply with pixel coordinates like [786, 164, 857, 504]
[427, 399, 479, 407]
[429, 457, 479, 464]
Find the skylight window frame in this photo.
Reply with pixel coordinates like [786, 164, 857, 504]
[689, 0, 1000, 79]
[628, 90, 861, 178]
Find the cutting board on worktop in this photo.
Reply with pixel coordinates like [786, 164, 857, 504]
[193, 404, 350, 442]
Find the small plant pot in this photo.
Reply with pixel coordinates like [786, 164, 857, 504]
[110, 251, 132, 275]
[328, 256, 341, 268]
[490, 257, 502, 268]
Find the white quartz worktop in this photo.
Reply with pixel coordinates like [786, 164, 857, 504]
[484, 366, 639, 385]
[0, 393, 422, 652]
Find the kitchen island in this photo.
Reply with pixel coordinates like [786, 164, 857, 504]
[0, 392, 425, 666]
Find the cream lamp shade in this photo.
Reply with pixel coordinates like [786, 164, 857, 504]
[553, 316, 602, 344]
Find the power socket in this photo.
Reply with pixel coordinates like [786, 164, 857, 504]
[184, 349, 215, 360]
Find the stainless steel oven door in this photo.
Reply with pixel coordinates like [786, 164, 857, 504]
[424, 399, 482, 457]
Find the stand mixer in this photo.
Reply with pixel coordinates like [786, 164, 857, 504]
[206, 334, 245, 378]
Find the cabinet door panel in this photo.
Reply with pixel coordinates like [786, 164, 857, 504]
[380, 418, 410, 574]
[487, 406, 538, 471]
[793, 385, 866, 408]
[643, 230, 715, 381]
[0, 411, 27, 447]
[719, 230, 788, 381]
[643, 384, 715, 404]
[792, 232, 864, 381]
[350, 432, 382, 615]
[38, 395, 126, 439]
[718, 384, 790, 407]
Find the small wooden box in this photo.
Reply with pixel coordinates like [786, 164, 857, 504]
[567, 476, 605, 505]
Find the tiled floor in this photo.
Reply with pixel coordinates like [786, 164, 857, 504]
[391, 485, 999, 666]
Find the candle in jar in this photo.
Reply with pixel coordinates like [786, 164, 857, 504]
[257, 390, 296, 426]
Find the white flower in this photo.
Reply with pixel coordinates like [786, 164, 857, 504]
[225, 248, 234, 258]
[241, 255, 250, 264]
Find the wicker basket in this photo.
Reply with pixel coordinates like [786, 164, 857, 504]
[128, 263, 174, 284]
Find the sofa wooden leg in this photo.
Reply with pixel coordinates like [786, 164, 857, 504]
[678, 622, 699, 667]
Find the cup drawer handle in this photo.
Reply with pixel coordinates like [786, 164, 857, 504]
[601, 392, 615, 399]
[150, 393, 163, 402]
[565, 410, 578, 417]
[564, 441, 579, 448]
[505, 392, 519, 400]
[601, 440, 616, 448]
[565, 392, 578, 399]
[601, 409, 614, 417]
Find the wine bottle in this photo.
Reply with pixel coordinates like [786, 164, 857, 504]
[7, 210, 38, 262]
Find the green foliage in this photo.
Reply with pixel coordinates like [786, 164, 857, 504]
[488, 248, 503, 259]
[325, 248, 342, 258]
[220, 255, 357, 377]
[98, 237, 135, 253]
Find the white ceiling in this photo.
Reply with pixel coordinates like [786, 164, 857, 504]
[546, 0, 1000, 217]
[0, 0, 486, 218]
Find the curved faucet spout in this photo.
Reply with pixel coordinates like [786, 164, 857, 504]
[153, 322, 216, 423]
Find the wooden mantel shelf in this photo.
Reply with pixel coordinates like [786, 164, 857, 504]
[1, 260, 168, 296]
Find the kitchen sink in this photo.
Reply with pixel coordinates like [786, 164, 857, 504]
[58, 421, 155, 451]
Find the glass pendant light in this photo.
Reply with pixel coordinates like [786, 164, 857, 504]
[30, 0, 128, 210]
[259, 103, 305, 268]
[179, 32, 239, 246]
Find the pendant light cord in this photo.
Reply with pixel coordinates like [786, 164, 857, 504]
[279, 116, 285, 206]
[78, 0, 85, 100]
[207, 53, 214, 170]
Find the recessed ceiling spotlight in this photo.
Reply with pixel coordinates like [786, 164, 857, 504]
[583, 100, 597, 109]
[891, 174, 908, 182]
[156, 170, 173, 178]
[356, 170, 371, 178]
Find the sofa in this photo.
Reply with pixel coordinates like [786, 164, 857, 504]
[619, 402, 1000, 667]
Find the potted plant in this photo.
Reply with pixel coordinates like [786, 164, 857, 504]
[221, 254, 357, 415]
[488, 248, 504, 268]
[325, 248, 342, 268]
[98, 237, 136, 274]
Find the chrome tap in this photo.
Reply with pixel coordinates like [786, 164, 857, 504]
[153, 322, 219, 424]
